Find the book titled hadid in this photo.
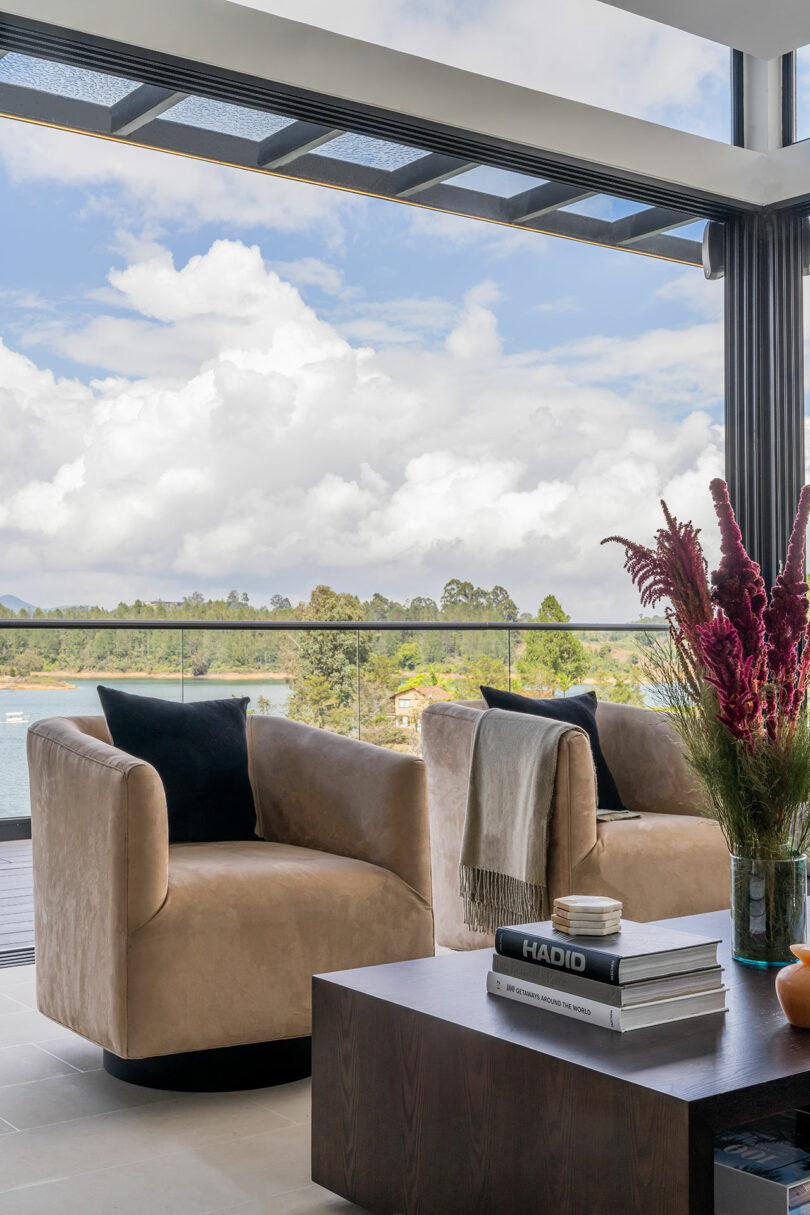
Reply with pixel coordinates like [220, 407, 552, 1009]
[494, 919, 720, 985]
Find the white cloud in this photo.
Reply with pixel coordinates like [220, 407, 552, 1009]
[656, 270, 723, 320]
[22, 240, 347, 380]
[445, 281, 503, 360]
[0, 238, 724, 616]
[336, 296, 456, 345]
[407, 206, 549, 260]
[543, 318, 723, 407]
[270, 258, 344, 295]
[534, 296, 578, 314]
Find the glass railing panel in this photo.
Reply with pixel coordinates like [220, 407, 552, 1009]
[358, 628, 413, 749]
[0, 627, 183, 821]
[179, 628, 290, 718]
[578, 625, 660, 707]
[358, 625, 514, 752]
[276, 627, 357, 737]
[0, 619, 671, 823]
[511, 624, 661, 706]
[449, 626, 511, 701]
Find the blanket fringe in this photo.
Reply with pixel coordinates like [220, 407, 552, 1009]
[459, 865, 546, 935]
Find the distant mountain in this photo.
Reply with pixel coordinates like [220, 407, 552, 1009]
[0, 594, 37, 614]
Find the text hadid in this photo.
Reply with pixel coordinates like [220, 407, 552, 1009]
[522, 940, 586, 971]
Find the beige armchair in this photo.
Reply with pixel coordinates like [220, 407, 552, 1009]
[27, 713, 434, 1088]
[422, 699, 730, 951]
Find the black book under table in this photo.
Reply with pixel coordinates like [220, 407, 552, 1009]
[311, 907, 810, 1215]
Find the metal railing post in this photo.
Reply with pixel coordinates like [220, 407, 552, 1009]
[356, 629, 361, 740]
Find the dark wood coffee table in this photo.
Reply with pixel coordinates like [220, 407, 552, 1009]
[311, 908, 810, 1215]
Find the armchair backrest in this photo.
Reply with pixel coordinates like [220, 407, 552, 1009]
[248, 714, 431, 901]
[594, 701, 701, 816]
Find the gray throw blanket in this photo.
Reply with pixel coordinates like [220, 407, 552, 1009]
[459, 707, 587, 933]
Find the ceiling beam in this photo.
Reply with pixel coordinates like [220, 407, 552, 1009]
[390, 153, 476, 198]
[508, 181, 596, 222]
[631, 234, 702, 264]
[0, 78, 108, 133]
[611, 206, 698, 246]
[109, 83, 187, 136]
[0, 2, 771, 213]
[256, 120, 341, 168]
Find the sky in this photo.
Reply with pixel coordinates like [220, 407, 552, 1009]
[0, 0, 754, 619]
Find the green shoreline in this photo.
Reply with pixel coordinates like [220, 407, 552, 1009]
[31, 670, 290, 682]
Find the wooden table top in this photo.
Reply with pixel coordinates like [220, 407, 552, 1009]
[317, 908, 810, 1108]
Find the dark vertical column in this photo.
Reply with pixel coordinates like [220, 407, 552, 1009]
[724, 213, 805, 590]
[781, 52, 797, 147]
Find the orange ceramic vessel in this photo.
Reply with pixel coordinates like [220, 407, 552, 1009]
[775, 945, 810, 1027]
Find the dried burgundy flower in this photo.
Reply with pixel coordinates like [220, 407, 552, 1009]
[602, 501, 711, 656]
[709, 479, 767, 677]
[696, 611, 759, 746]
[764, 485, 810, 724]
[604, 478, 810, 750]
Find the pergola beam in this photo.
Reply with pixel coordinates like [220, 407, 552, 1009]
[390, 153, 476, 198]
[611, 206, 697, 246]
[109, 83, 187, 136]
[0, 77, 107, 133]
[256, 120, 341, 168]
[630, 233, 702, 263]
[508, 181, 596, 222]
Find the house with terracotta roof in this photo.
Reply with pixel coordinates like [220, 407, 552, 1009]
[389, 685, 454, 730]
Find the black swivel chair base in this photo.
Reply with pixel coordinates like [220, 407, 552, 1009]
[103, 1036, 312, 1092]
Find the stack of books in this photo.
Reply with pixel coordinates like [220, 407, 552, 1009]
[487, 917, 727, 1031]
[715, 1110, 810, 1214]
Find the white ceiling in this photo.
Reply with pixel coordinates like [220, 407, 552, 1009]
[599, 0, 810, 59]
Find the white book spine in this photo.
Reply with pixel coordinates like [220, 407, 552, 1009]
[486, 969, 621, 1030]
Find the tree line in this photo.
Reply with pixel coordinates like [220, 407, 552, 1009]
[0, 581, 520, 675]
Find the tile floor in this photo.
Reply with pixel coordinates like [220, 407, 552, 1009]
[0, 964, 367, 1214]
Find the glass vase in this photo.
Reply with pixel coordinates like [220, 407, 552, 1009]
[730, 851, 807, 968]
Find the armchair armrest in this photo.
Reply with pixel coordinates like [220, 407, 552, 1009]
[247, 715, 431, 902]
[27, 716, 169, 1053]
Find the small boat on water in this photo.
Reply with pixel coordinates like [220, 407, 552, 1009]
[3, 711, 29, 725]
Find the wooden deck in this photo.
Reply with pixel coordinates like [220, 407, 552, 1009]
[0, 841, 34, 966]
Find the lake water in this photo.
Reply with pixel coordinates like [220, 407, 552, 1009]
[0, 677, 289, 821]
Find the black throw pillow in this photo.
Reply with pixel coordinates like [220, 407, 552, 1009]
[97, 686, 257, 844]
[479, 686, 625, 811]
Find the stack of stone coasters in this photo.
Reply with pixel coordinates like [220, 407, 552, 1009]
[552, 895, 623, 937]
